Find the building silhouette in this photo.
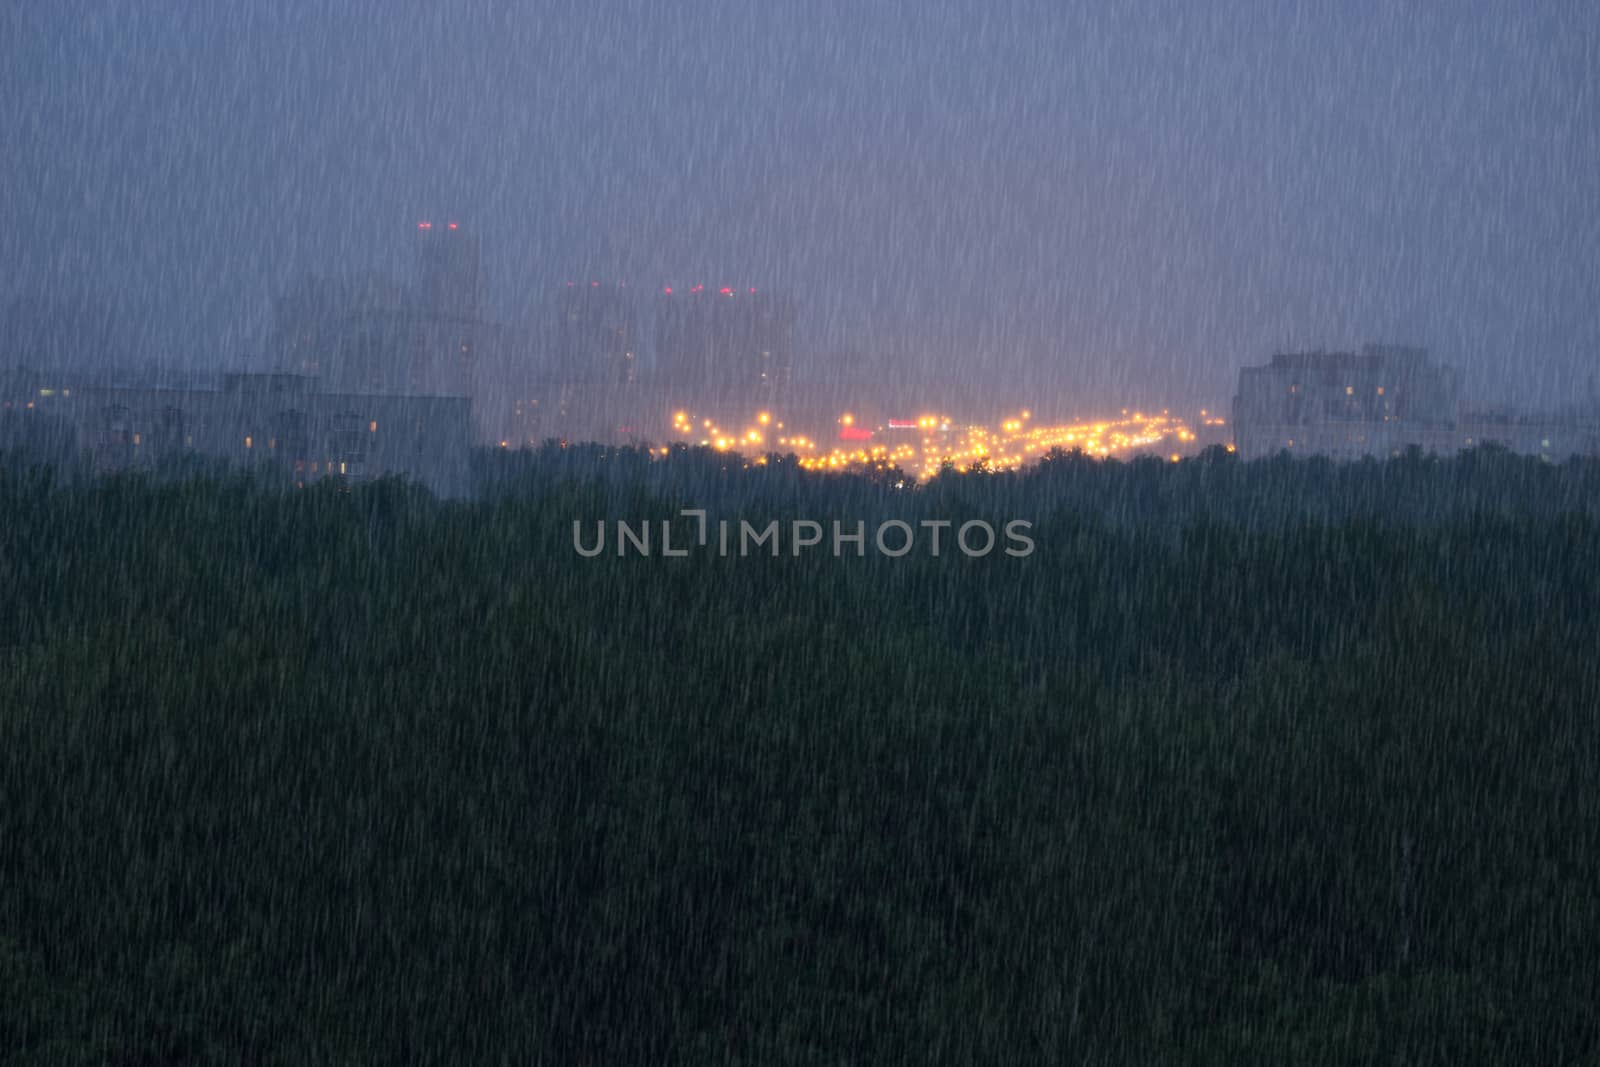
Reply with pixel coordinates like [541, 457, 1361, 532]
[269, 222, 497, 402]
[417, 221, 484, 320]
[1232, 344, 1457, 459]
[1, 367, 472, 496]
[654, 286, 794, 400]
[1232, 343, 1599, 461]
[556, 282, 637, 386]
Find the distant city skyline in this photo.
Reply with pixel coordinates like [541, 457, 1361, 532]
[4, 2, 1598, 414]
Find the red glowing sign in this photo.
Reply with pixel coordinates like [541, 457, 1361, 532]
[887, 419, 919, 429]
[447, 222, 459, 230]
[719, 287, 733, 295]
[417, 221, 432, 229]
[839, 427, 874, 442]
[663, 286, 673, 294]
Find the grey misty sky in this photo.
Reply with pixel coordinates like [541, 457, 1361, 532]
[3, 0, 1596, 411]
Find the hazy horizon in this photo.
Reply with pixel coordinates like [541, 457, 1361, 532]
[4, 1, 1597, 415]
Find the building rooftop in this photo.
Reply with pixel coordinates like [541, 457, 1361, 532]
[1266, 344, 1431, 373]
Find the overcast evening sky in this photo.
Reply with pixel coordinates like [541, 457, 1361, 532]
[3, 1, 1596, 413]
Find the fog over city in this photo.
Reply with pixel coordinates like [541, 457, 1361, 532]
[4, 1, 1597, 416]
[9, 5, 1600, 1061]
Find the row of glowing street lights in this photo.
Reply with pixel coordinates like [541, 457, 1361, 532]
[663, 407, 1227, 476]
[669, 409, 820, 454]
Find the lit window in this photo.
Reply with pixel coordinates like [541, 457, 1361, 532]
[132, 433, 141, 445]
[1376, 386, 1385, 395]
[339, 462, 347, 474]
[268, 438, 276, 449]
[369, 420, 378, 432]
[1345, 386, 1354, 395]
[245, 436, 253, 448]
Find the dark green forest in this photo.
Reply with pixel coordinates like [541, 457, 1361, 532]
[2, 443, 1598, 1063]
